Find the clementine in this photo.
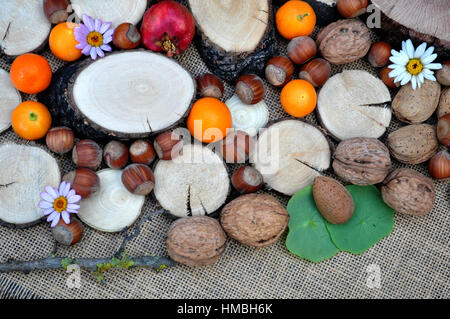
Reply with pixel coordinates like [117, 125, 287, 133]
[280, 79, 317, 117]
[11, 101, 52, 140]
[187, 97, 232, 143]
[49, 22, 83, 62]
[276, 0, 316, 39]
[10, 54, 52, 94]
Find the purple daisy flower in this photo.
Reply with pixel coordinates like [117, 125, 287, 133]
[39, 181, 82, 228]
[74, 14, 114, 60]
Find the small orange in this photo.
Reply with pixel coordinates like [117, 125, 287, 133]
[10, 54, 52, 94]
[11, 101, 52, 140]
[49, 22, 82, 62]
[187, 97, 232, 143]
[280, 79, 317, 117]
[276, 0, 316, 39]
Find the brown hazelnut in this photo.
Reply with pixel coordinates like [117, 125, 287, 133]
[72, 140, 102, 170]
[104, 141, 129, 169]
[265, 56, 294, 87]
[380, 66, 399, 89]
[154, 131, 183, 160]
[220, 130, 254, 163]
[112, 23, 141, 49]
[196, 74, 224, 99]
[63, 168, 100, 198]
[287, 36, 317, 65]
[235, 74, 265, 105]
[52, 218, 83, 246]
[337, 0, 368, 18]
[368, 41, 392, 68]
[130, 140, 155, 165]
[429, 150, 450, 180]
[299, 58, 331, 87]
[121, 164, 155, 196]
[43, 0, 69, 24]
[231, 166, 263, 194]
[46, 126, 74, 154]
[437, 114, 450, 147]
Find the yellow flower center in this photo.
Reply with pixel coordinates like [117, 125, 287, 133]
[53, 196, 68, 213]
[87, 31, 103, 47]
[406, 59, 423, 75]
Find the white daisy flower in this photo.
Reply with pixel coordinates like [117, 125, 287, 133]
[388, 39, 442, 90]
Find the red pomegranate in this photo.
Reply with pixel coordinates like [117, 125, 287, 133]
[140, 0, 196, 57]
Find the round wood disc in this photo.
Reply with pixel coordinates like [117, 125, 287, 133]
[0, 68, 21, 133]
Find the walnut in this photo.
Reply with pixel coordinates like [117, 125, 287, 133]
[221, 193, 289, 247]
[316, 19, 371, 65]
[381, 168, 435, 216]
[166, 216, 226, 267]
[438, 87, 450, 118]
[332, 137, 391, 185]
[386, 124, 438, 164]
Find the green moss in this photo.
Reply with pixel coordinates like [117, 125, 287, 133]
[61, 257, 76, 270]
[91, 252, 135, 282]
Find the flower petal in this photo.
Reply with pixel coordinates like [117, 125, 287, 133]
[68, 194, 82, 204]
[94, 18, 102, 32]
[100, 44, 112, 52]
[39, 201, 53, 209]
[40, 191, 55, 203]
[103, 36, 113, 44]
[61, 211, 70, 224]
[60, 181, 71, 197]
[96, 47, 105, 58]
[405, 39, 414, 59]
[76, 42, 86, 49]
[82, 14, 95, 31]
[82, 44, 92, 55]
[43, 208, 55, 216]
[421, 46, 435, 59]
[426, 63, 443, 70]
[400, 72, 412, 85]
[90, 47, 98, 60]
[103, 29, 114, 39]
[423, 72, 437, 81]
[414, 42, 427, 58]
[67, 203, 81, 211]
[390, 55, 408, 65]
[45, 186, 59, 199]
[411, 75, 417, 90]
[417, 73, 424, 87]
[47, 211, 58, 222]
[389, 67, 405, 78]
[390, 49, 401, 57]
[422, 53, 438, 64]
[99, 21, 112, 34]
[51, 214, 61, 227]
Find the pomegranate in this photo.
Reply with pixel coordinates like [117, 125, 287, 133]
[140, 0, 196, 57]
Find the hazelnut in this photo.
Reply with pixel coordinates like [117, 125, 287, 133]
[235, 74, 265, 105]
[154, 131, 183, 160]
[380, 66, 399, 89]
[63, 168, 100, 198]
[429, 150, 450, 180]
[46, 126, 74, 154]
[72, 140, 102, 170]
[287, 36, 317, 65]
[265, 56, 294, 87]
[52, 218, 83, 246]
[103, 141, 129, 169]
[121, 164, 155, 196]
[381, 168, 435, 216]
[368, 41, 392, 68]
[112, 23, 141, 49]
[299, 58, 331, 87]
[43, 0, 69, 24]
[196, 74, 224, 99]
[337, 0, 368, 18]
[231, 166, 263, 194]
[130, 140, 155, 165]
[437, 114, 450, 147]
[219, 130, 255, 163]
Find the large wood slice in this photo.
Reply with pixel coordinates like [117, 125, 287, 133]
[39, 51, 196, 140]
[0, 0, 51, 57]
[0, 144, 61, 228]
[0, 68, 21, 133]
[188, 0, 278, 82]
[317, 70, 392, 141]
[70, 0, 148, 27]
[372, 0, 450, 51]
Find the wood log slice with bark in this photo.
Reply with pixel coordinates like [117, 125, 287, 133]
[0, 0, 51, 57]
[154, 143, 230, 218]
[0, 68, 21, 133]
[187, 0, 278, 82]
[317, 70, 392, 141]
[251, 119, 331, 196]
[0, 144, 61, 228]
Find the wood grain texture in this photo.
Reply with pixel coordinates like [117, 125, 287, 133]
[0, 68, 21, 133]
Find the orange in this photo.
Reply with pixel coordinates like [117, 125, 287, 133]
[49, 22, 82, 62]
[11, 101, 52, 140]
[280, 79, 317, 117]
[187, 97, 232, 143]
[10, 54, 52, 94]
[276, 0, 316, 39]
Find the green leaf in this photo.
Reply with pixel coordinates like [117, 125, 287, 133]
[286, 186, 339, 262]
[325, 185, 394, 254]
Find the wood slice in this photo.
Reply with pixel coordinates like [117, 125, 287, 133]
[252, 120, 331, 196]
[188, 0, 278, 82]
[317, 70, 392, 141]
[154, 144, 230, 218]
[70, 0, 148, 27]
[78, 169, 145, 232]
[0, 144, 61, 227]
[372, 0, 450, 51]
[0, 68, 21, 133]
[0, 0, 51, 57]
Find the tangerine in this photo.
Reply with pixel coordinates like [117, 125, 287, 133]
[11, 101, 52, 140]
[276, 0, 316, 39]
[280, 79, 317, 117]
[10, 54, 52, 94]
[187, 97, 232, 143]
[49, 22, 83, 62]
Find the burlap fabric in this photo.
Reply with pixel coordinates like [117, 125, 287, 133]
[0, 18, 449, 299]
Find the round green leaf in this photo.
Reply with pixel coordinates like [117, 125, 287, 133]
[325, 185, 395, 254]
[286, 186, 339, 263]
